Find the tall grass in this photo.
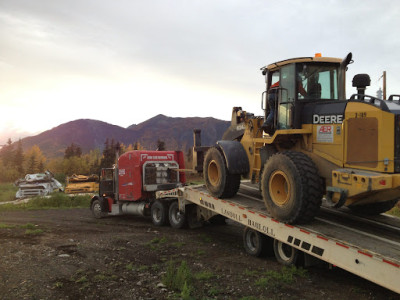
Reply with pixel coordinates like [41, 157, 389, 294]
[0, 183, 18, 202]
[0, 192, 91, 211]
[388, 205, 400, 217]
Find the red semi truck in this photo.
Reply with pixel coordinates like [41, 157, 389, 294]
[90, 150, 187, 226]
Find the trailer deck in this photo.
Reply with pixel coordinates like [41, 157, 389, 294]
[171, 181, 400, 293]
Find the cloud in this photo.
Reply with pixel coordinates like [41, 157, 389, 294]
[0, 0, 399, 135]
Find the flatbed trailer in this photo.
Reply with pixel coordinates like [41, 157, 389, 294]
[157, 181, 400, 294]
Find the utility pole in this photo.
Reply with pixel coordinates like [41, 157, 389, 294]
[379, 71, 387, 100]
[383, 71, 387, 100]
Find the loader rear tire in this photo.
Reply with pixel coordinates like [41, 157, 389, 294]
[203, 147, 240, 198]
[348, 199, 398, 215]
[261, 151, 323, 224]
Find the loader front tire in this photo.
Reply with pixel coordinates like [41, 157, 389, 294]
[203, 147, 240, 198]
[261, 151, 323, 224]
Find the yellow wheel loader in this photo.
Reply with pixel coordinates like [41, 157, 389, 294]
[202, 53, 400, 224]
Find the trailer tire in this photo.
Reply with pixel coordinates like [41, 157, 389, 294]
[261, 151, 323, 224]
[273, 240, 302, 266]
[243, 227, 273, 257]
[151, 201, 169, 226]
[91, 198, 106, 219]
[203, 147, 240, 198]
[348, 199, 398, 215]
[169, 201, 186, 229]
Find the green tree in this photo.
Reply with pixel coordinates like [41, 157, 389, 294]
[157, 139, 166, 151]
[14, 139, 24, 176]
[24, 145, 46, 174]
[64, 143, 82, 159]
[100, 139, 119, 168]
[0, 138, 14, 168]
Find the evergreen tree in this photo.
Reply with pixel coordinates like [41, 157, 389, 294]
[0, 138, 14, 168]
[65, 143, 82, 159]
[26, 154, 37, 174]
[156, 139, 166, 151]
[100, 138, 117, 168]
[14, 139, 24, 175]
[24, 145, 46, 174]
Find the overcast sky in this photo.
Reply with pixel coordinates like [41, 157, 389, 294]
[1, 0, 399, 144]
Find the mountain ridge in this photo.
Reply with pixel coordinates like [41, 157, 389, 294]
[17, 115, 230, 158]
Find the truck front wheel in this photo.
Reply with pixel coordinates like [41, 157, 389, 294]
[91, 198, 106, 219]
[203, 147, 240, 198]
[151, 200, 169, 226]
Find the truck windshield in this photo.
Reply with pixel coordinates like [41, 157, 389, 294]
[297, 63, 339, 100]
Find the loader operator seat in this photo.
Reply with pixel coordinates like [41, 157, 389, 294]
[307, 74, 321, 99]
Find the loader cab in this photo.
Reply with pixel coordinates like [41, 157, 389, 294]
[263, 55, 346, 131]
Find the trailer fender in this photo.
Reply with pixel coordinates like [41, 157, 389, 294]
[216, 140, 249, 175]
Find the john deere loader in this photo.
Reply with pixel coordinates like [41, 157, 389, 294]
[202, 53, 400, 224]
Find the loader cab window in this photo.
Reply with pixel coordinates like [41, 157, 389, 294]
[278, 64, 296, 129]
[297, 63, 339, 100]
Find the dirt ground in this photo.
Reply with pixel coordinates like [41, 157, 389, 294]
[0, 208, 398, 300]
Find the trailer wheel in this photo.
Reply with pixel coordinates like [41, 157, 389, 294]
[273, 240, 302, 266]
[203, 147, 240, 198]
[169, 201, 186, 229]
[91, 199, 106, 219]
[261, 151, 323, 224]
[243, 227, 273, 257]
[348, 199, 398, 215]
[151, 201, 168, 226]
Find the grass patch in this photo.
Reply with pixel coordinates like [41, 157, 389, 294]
[195, 249, 205, 256]
[75, 276, 88, 284]
[0, 222, 43, 235]
[136, 265, 149, 272]
[25, 228, 44, 235]
[255, 265, 307, 290]
[147, 236, 167, 250]
[388, 205, 400, 217]
[0, 183, 18, 202]
[20, 223, 36, 229]
[162, 260, 193, 298]
[0, 223, 16, 229]
[0, 193, 91, 211]
[194, 270, 215, 281]
[199, 233, 212, 243]
[172, 241, 185, 248]
[54, 281, 63, 289]
[243, 269, 259, 277]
